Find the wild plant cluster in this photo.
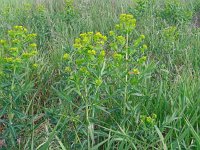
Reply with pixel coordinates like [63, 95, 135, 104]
[0, 0, 200, 149]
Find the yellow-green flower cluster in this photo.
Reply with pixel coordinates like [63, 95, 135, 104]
[63, 13, 148, 91]
[64, 31, 108, 80]
[95, 78, 103, 86]
[109, 32, 126, 51]
[140, 114, 157, 126]
[12, 39, 20, 44]
[73, 32, 107, 60]
[0, 25, 38, 70]
[36, 4, 46, 13]
[3, 57, 22, 64]
[14, 25, 27, 31]
[141, 44, 148, 52]
[8, 26, 28, 38]
[23, 3, 32, 11]
[79, 67, 89, 75]
[116, 36, 126, 45]
[99, 50, 106, 57]
[138, 56, 147, 64]
[115, 14, 136, 33]
[163, 26, 178, 41]
[9, 47, 18, 52]
[74, 32, 92, 49]
[0, 39, 6, 45]
[64, 66, 71, 73]
[74, 32, 107, 50]
[113, 53, 123, 61]
[22, 51, 38, 59]
[109, 31, 115, 36]
[133, 68, 140, 75]
[63, 53, 70, 60]
[27, 33, 37, 41]
[32, 63, 38, 69]
[94, 32, 107, 45]
[65, 0, 74, 7]
[29, 43, 37, 48]
[88, 50, 96, 55]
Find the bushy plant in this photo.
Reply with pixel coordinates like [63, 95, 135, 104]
[64, 0, 78, 21]
[128, 0, 153, 18]
[61, 14, 149, 148]
[162, 26, 179, 50]
[157, 0, 193, 25]
[0, 26, 38, 147]
[1, 1, 199, 149]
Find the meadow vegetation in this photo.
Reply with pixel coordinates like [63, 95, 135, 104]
[0, 0, 200, 149]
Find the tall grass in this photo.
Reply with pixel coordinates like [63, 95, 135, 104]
[0, 0, 200, 149]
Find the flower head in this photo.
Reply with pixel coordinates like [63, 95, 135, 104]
[32, 63, 38, 68]
[29, 43, 37, 48]
[63, 53, 70, 60]
[129, 68, 140, 75]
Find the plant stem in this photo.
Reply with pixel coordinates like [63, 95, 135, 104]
[124, 32, 129, 116]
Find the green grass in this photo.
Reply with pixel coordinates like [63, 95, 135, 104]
[0, 0, 200, 149]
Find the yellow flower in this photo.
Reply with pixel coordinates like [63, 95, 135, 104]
[37, 4, 46, 12]
[88, 50, 96, 55]
[12, 39, 20, 44]
[0, 39, 6, 45]
[116, 36, 125, 45]
[143, 44, 147, 50]
[32, 63, 38, 68]
[75, 38, 81, 44]
[94, 32, 107, 42]
[80, 33, 87, 38]
[8, 30, 15, 36]
[30, 50, 38, 55]
[29, 43, 37, 48]
[63, 53, 70, 60]
[152, 114, 157, 119]
[102, 35, 107, 41]
[28, 33, 37, 38]
[95, 79, 103, 86]
[22, 52, 32, 58]
[13, 26, 27, 32]
[129, 69, 140, 75]
[127, 14, 134, 19]
[133, 69, 140, 75]
[146, 117, 153, 123]
[14, 58, 22, 63]
[113, 53, 123, 60]
[109, 31, 115, 36]
[99, 50, 106, 57]
[115, 24, 121, 30]
[140, 34, 145, 39]
[140, 45, 147, 53]
[73, 43, 82, 49]
[14, 25, 23, 30]
[95, 32, 102, 37]
[87, 32, 93, 35]
[24, 28, 28, 33]
[10, 47, 18, 52]
[118, 14, 136, 32]
[64, 66, 71, 72]
[4, 57, 14, 63]
[80, 67, 89, 74]
[138, 56, 147, 64]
